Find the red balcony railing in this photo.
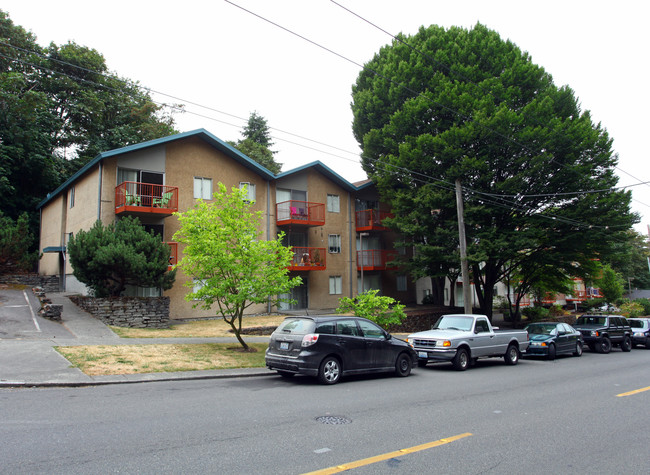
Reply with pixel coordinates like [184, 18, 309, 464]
[276, 200, 325, 226]
[166, 242, 177, 270]
[356, 249, 397, 271]
[356, 209, 393, 231]
[115, 181, 178, 216]
[287, 247, 326, 271]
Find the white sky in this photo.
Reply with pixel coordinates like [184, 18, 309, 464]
[3, 0, 649, 234]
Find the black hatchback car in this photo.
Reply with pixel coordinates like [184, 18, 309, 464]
[265, 316, 417, 384]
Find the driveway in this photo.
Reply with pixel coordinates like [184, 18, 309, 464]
[0, 287, 75, 340]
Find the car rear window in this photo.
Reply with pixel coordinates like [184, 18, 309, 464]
[630, 320, 648, 329]
[276, 318, 315, 334]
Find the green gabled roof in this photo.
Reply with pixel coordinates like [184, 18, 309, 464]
[37, 129, 277, 209]
[275, 160, 359, 192]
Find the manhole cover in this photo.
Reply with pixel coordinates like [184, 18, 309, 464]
[316, 415, 351, 425]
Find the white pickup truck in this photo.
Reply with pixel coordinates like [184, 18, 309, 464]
[407, 314, 530, 371]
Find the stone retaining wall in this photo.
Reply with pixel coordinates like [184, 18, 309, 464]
[69, 296, 170, 329]
[0, 274, 60, 292]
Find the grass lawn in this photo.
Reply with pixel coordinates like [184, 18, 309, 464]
[55, 316, 289, 376]
[55, 342, 269, 376]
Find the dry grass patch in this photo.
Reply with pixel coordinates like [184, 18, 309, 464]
[110, 315, 288, 338]
[55, 343, 268, 376]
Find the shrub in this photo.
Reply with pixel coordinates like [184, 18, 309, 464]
[549, 304, 564, 317]
[618, 301, 644, 318]
[522, 306, 549, 322]
[336, 289, 407, 329]
[634, 298, 650, 316]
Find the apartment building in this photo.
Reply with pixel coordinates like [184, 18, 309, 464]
[38, 129, 417, 319]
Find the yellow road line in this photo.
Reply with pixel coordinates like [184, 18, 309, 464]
[303, 432, 473, 475]
[616, 386, 650, 397]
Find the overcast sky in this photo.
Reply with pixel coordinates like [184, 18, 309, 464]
[3, 0, 649, 233]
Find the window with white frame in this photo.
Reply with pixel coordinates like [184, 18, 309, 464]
[397, 275, 407, 291]
[327, 194, 340, 213]
[193, 177, 212, 199]
[329, 276, 342, 295]
[328, 234, 341, 254]
[192, 279, 206, 299]
[239, 182, 256, 202]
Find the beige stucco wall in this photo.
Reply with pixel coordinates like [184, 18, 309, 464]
[39, 194, 66, 275]
[163, 137, 271, 319]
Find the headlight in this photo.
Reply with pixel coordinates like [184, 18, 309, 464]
[590, 331, 599, 337]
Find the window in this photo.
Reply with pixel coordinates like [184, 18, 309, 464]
[69, 186, 75, 208]
[329, 276, 342, 295]
[192, 279, 206, 299]
[239, 182, 256, 202]
[328, 234, 341, 254]
[397, 275, 407, 292]
[336, 319, 359, 336]
[194, 177, 212, 199]
[327, 194, 340, 213]
[358, 319, 384, 339]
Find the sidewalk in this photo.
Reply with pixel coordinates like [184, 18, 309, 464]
[0, 292, 272, 388]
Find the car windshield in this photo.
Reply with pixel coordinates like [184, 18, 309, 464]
[526, 323, 557, 335]
[433, 316, 474, 331]
[576, 316, 607, 326]
[629, 320, 648, 329]
[276, 318, 315, 334]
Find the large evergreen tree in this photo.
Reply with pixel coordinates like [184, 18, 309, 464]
[229, 111, 282, 174]
[351, 23, 637, 317]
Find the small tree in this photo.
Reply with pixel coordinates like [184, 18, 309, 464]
[228, 111, 282, 174]
[0, 212, 38, 272]
[336, 289, 407, 329]
[67, 216, 175, 297]
[173, 183, 301, 351]
[598, 264, 625, 306]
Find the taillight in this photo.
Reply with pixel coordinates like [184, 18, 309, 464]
[302, 334, 319, 347]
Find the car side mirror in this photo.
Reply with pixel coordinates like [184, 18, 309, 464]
[385, 333, 392, 340]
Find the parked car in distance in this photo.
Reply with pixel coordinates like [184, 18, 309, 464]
[524, 322, 583, 360]
[628, 318, 650, 348]
[572, 315, 632, 353]
[265, 316, 417, 385]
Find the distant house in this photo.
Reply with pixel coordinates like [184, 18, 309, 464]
[38, 129, 416, 319]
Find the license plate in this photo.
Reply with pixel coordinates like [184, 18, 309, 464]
[279, 342, 289, 350]
[418, 351, 428, 358]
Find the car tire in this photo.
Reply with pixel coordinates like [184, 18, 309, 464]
[573, 342, 583, 357]
[504, 344, 520, 365]
[277, 371, 295, 378]
[597, 337, 612, 354]
[621, 335, 632, 352]
[395, 353, 412, 377]
[547, 343, 556, 361]
[318, 356, 341, 385]
[452, 348, 470, 371]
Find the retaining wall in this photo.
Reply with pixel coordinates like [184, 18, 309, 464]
[69, 296, 170, 329]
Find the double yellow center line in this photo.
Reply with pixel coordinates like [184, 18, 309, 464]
[303, 432, 472, 475]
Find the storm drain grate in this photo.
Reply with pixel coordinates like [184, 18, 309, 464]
[316, 415, 351, 425]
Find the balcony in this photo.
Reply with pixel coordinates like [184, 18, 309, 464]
[357, 249, 397, 271]
[277, 200, 325, 226]
[287, 247, 326, 271]
[356, 209, 393, 231]
[166, 242, 178, 270]
[115, 182, 178, 216]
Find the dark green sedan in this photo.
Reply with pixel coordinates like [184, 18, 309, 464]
[524, 322, 583, 360]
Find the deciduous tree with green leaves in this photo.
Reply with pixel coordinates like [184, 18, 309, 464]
[0, 212, 38, 272]
[597, 264, 625, 306]
[351, 23, 637, 318]
[67, 216, 176, 297]
[173, 183, 301, 351]
[336, 289, 407, 329]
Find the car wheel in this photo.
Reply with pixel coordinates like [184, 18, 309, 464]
[395, 353, 412, 377]
[597, 337, 612, 354]
[452, 348, 470, 371]
[547, 343, 556, 361]
[621, 335, 632, 352]
[417, 360, 428, 368]
[318, 356, 341, 385]
[573, 342, 583, 357]
[277, 371, 295, 378]
[504, 344, 520, 365]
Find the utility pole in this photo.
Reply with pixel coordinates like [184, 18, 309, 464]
[455, 179, 472, 314]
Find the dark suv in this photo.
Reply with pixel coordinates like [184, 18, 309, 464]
[573, 315, 632, 353]
[265, 316, 417, 384]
